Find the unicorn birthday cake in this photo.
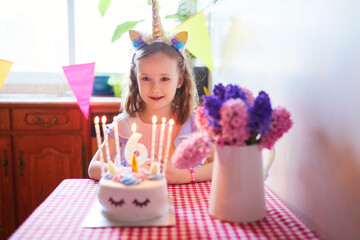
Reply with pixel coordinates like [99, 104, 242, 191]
[98, 166, 168, 222]
[96, 115, 173, 222]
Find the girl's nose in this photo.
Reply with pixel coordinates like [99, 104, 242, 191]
[151, 81, 161, 93]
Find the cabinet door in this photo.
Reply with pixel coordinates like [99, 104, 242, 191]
[13, 135, 83, 226]
[0, 136, 15, 240]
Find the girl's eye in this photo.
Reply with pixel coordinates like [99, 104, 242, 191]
[142, 77, 150, 81]
[161, 77, 169, 81]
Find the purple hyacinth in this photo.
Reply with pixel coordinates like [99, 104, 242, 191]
[224, 84, 249, 106]
[212, 83, 226, 100]
[202, 94, 223, 132]
[247, 91, 273, 135]
[212, 83, 249, 106]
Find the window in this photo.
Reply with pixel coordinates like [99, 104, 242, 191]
[1, 0, 179, 85]
[1, 0, 68, 73]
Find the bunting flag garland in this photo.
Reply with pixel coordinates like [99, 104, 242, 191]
[171, 11, 214, 72]
[62, 62, 95, 119]
[0, 59, 13, 91]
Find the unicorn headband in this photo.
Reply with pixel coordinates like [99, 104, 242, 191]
[129, 0, 189, 54]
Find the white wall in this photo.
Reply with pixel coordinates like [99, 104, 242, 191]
[208, 0, 360, 239]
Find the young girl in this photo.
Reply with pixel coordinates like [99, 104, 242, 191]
[88, 39, 213, 184]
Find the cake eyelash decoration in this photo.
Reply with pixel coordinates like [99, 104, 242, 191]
[109, 197, 125, 207]
[128, 0, 189, 54]
[132, 198, 150, 208]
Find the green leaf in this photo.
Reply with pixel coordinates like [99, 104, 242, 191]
[111, 20, 144, 43]
[165, 13, 180, 20]
[98, 0, 111, 16]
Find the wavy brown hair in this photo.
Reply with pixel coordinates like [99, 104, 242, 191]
[123, 42, 198, 125]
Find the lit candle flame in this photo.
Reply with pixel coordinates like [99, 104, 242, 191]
[169, 119, 174, 126]
[162, 117, 166, 123]
[101, 115, 107, 124]
[94, 116, 99, 124]
[152, 115, 157, 124]
[131, 122, 136, 132]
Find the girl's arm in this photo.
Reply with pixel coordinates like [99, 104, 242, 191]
[164, 160, 213, 184]
[88, 136, 117, 180]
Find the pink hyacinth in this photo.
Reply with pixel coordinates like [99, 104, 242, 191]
[172, 132, 212, 169]
[240, 87, 255, 105]
[259, 106, 293, 149]
[194, 106, 207, 129]
[218, 98, 251, 146]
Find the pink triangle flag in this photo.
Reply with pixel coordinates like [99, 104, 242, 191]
[62, 62, 95, 119]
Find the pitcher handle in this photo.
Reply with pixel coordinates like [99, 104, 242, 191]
[263, 147, 275, 181]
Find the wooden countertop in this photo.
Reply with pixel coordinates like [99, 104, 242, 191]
[0, 94, 121, 106]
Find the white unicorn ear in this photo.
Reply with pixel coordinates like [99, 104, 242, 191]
[129, 30, 146, 50]
[170, 31, 188, 53]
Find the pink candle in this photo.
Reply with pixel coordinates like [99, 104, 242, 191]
[157, 117, 166, 174]
[113, 116, 121, 167]
[162, 119, 174, 175]
[102, 116, 111, 164]
[94, 116, 105, 176]
[151, 115, 157, 166]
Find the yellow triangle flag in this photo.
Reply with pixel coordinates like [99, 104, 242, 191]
[172, 12, 214, 72]
[0, 59, 13, 91]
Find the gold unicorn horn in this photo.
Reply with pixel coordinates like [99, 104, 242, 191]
[152, 0, 164, 39]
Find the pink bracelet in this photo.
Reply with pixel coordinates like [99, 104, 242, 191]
[189, 168, 196, 184]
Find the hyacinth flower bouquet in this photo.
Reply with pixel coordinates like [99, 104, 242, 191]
[172, 83, 293, 169]
[171, 83, 293, 223]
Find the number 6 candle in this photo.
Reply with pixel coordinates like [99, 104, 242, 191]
[124, 123, 148, 169]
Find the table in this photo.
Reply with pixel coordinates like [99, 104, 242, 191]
[9, 179, 320, 240]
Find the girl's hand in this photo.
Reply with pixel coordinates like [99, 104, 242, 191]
[163, 159, 188, 184]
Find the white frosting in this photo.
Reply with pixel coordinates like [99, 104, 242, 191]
[98, 178, 168, 222]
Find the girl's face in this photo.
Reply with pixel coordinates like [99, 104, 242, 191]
[136, 52, 183, 116]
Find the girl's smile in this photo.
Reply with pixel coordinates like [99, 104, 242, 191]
[149, 96, 164, 101]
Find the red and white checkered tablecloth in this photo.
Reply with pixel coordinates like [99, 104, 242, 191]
[9, 179, 320, 240]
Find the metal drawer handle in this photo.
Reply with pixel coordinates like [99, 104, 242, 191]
[35, 116, 58, 127]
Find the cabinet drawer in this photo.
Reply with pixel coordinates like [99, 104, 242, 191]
[12, 108, 81, 130]
[0, 108, 10, 130]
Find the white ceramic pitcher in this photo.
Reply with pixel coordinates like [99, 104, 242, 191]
[208, 144, 275, 223]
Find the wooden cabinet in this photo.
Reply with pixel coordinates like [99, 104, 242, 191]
[12, 135, 83, 224]
[0, 136, 15, 240]
[0, 103, 87, 240]
[0, 96, 120, 239]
